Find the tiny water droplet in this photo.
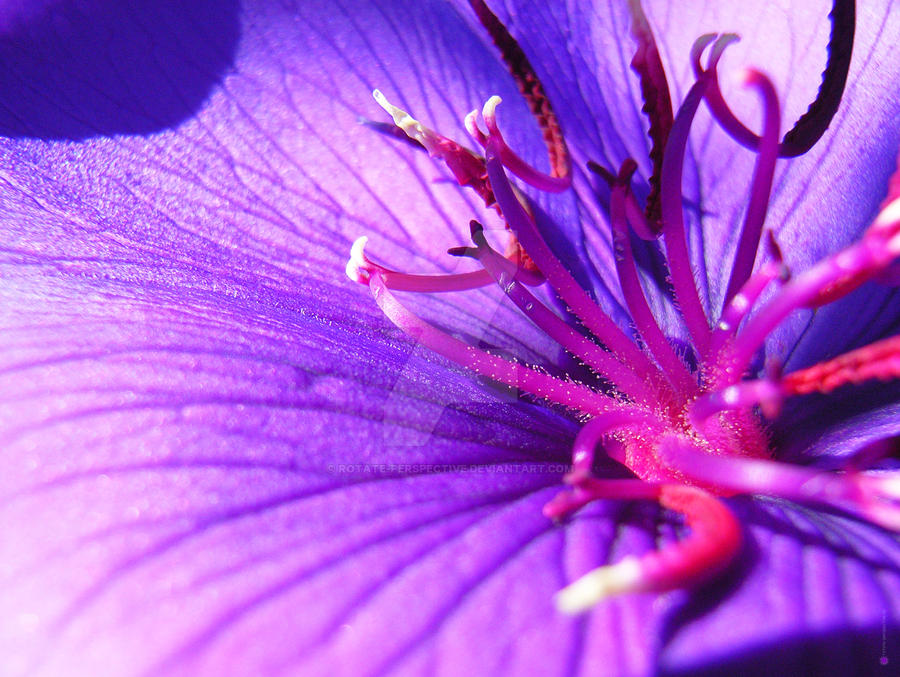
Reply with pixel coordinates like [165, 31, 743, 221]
[525, 302, 534, 311]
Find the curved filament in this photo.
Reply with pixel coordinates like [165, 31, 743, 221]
[556, 484, 741, 612]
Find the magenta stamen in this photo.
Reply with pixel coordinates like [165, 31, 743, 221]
[659, 73, 714, 352]
[368, 273, 624, 416]
[715, 216, 900, 386]
[541, 489, 595, 520]
[543, 478, 663, 521]
[610, 163, 698, 398]
[464, 110, 489, 148]
[689, 378, 785, 424]
[567, 409, 664, 479]
[689, 33, 727, 77]
[367, 270, 494, 292]
[722, 70, 781, 306]
[556, 485, 742, 611]
[478, 97, 571, 192]
[373, 90, 496, 209]
[463, 227, 657, 403]
[484, 150, 669, 383]
[707, 260, 785, 360]
[692, 35, 765, 153]
[657, 435, 794, 496]
[696, 1, 855, 157]
[658, 436, 900, 531]
[347, 236, 540, 292]
[644, 485, 742, 592]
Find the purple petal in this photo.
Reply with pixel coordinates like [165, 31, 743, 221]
[0, 271, 581, 674]
[2, 0, 900, 675]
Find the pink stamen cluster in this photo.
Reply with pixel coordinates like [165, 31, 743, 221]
[348, 0, 900, 612]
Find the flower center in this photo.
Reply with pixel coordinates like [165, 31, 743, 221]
[348, 0, 900, 612]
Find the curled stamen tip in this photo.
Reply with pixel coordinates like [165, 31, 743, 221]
[690, 33, 719, 73]
[481, 96, 504, 143]
[346, 236, 372, 284]
[465, 109, 488, 146]
[372, 89, 433, 150]
[555, 558, 643, 614]
[482, 95, 503, 120]
[708, 33, 740, 70]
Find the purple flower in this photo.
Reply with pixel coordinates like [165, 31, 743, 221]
[1, 0, 899, 675]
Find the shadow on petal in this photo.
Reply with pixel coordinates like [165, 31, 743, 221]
[0, 0, 240, 140]
[661, 625, 898, 677]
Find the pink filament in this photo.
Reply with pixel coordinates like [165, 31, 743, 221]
[543, 478, 663, 520]
[478, 98, 572, 192]
[348, 236, 542, 292]
[637, 485, 742, 593]
[707, 261, 784, 360]
[715, 228, 899, 387]
[658, 436, 900, 531]
[610, 167, 697, 398]
[568, 409, 664, 478]
[465, 230, 656, 402]
[723, 70, 781, 306]
[659, 74, 713, 352]
[484, 150, 671, 388]
[369, 273, 623, 417]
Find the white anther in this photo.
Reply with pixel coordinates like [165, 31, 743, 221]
[555, 558, 643, 614]
[346, 236, 371, 283]
[372, 89, 436, 153]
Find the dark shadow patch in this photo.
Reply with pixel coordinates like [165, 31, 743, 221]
[0, 0, 240, 140]
[660, 624, 898, 677]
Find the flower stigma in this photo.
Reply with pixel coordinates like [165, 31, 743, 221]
[347, 0, 900, 613]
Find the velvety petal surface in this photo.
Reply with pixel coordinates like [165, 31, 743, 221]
[1, 1, 899, 676]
